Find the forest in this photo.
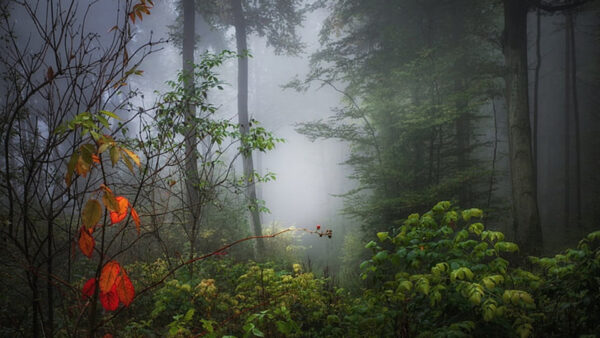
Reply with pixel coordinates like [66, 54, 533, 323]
[0, 0, 599, 337]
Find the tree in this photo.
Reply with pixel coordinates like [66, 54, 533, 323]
[182, 0, 202, 270]
[0, 0, 161, 335]
[293, 0, 502, 234]
[501, 0, 543, 255]
[196, 0, 306, 257]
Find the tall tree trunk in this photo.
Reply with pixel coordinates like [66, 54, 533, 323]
[232, 0, 264, 257]
[564, 12, 571, 227]
[533, 8, 541, 174]
[568, 11, 581, 226]
[183, 0, 201, 268]
[502, 0, 543, 254]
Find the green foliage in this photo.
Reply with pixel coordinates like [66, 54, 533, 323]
[356, 202, 536, 337]
[529, 231, 600, 336]
[120, 203, 599, 337]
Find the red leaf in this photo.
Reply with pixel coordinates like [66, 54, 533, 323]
[116, 272, 135, 307]
[78, 226, 94, 258]
[99, 284, 119, 311]
[99, 261, 121, 293]
[109, 196, 129, 224]
[82, 278, 96, 299]
[131, 207, 140, 234]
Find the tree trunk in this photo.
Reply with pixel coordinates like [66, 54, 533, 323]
[533, 8, 541, 174]
[564, 12, 571, 227]
[232, 0, 264, 257]
[568, 12, 581, 226]
[502, 0, 543, 255]
[183, 0, 201, 267]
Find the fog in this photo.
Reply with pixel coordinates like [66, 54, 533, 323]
[1, 1, 599, 335]
[134, 2, 353, 230]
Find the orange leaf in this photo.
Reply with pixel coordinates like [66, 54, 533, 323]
[109, 196, 129, 224]
[99, 284, 119, 311]
[82, 277, 96, 299]
[131, 207, 140, 234]
[92, 154, 100, 164]
[115, 272, 135, 307]
[78, 226, 94, 258]
[99, 261, 121, 293]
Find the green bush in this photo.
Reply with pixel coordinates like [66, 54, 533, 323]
[356, 201, 537, 337]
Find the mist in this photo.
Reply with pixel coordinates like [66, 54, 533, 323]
[1, 0, 599, 336]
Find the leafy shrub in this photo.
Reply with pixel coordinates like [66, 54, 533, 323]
[357, 201, 537, 337]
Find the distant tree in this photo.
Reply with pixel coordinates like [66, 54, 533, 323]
[293, 0, 502, 234]
[501, 0, 590, 254]
[195, 0, 307, 257]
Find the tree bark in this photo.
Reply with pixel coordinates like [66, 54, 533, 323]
[232, 0, 264, 257]
[563, 12, 573, 227]
[183, 0, 201, 268]
[502, 0, 543, 255]
[568, 11, 581, 226]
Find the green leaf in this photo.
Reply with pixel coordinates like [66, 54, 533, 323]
[374, 250, 389, 262]
[100, 110, 121, 120]
[468, 222, 484, 235]
[365, 241, 377, 249]
[377, 232, 389, 242]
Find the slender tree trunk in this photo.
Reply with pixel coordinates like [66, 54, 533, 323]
[502, 0, 543, 254]
[183, 0, 201, 268]
[564, 13, 572, 226]
[46, 218, 54, 337]
[488, 99, 499, 209]
[568, 12, 581, 226]
[533, 8, 541, 174]
[455, 80, 470, 206]
[232, 0, 264, 257]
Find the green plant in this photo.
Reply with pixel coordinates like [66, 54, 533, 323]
[357, 201, 538, 337]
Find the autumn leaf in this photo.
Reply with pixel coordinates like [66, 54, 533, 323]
[109, 146, 120, 167]
[131, 207, 140, 234]
[82, 278, 96, 299]
[82, 199, 102, 229]
[99, 284, 119, 311]
[99, 261, 120, 293]
[121, 148, 140, 167]
[78, 226, 94, 258]
[91, 154, 100, 164]
[109, 196, 129, 224]
[102, 190, 120, 212]
[115, 272, 135, 306]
